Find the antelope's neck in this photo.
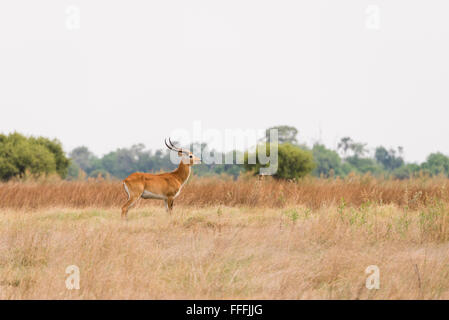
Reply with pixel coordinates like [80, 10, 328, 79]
[173, 161, 191, 184]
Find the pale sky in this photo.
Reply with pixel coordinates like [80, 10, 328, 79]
[0, 0, 448, 163]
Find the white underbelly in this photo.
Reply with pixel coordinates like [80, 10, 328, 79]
[141, 190, 167, 200]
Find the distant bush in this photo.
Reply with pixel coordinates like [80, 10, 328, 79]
[421, 153, 449, 177]
[392, 163, 421, 180]
[244, 142, 315, 180]
[0, 132, 70, 181]
[312, 144, 342, 177]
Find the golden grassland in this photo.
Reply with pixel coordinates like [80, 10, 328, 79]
[1, 176, 449, 299]
[1, 174, 449, 210]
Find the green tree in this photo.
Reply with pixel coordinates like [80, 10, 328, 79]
[337, 137, 353, 157]
[340, 162, 358, 176]
[392, 163, 420, 179]
[345, 156, 382, 175]
[312, 143, 342, 177]
[421, 153, 449, 176]
[338, 136, 367, 158]
[0, 132, 69, 181]
[265, 125, 299, 144]
[66, 161, 81, 180]
[32, 136, 70, 177]
[375, 146, 404, 171]
[337, 137, 380, 175]
[69, 146, 98, 175]
[188, 143, 244, 179]
[244, 143, 315, 180]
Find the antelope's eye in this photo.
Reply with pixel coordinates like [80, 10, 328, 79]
[189, 155, 193, 158]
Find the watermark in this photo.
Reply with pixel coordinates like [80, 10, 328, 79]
[66, 5, 81, 30]
[169, 121, 278, 175]
[365, 5, 381, 30]
[365, 265, 380, 289]
[65, 265, 80, 290]
[186, 304, 262, 317]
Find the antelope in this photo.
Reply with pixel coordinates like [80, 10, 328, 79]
[121, 138, 201, 219]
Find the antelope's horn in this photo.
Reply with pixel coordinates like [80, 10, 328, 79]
[165, 138, 175, 151]
[168, 138, 179, 150]
[167, 137, 190, 154]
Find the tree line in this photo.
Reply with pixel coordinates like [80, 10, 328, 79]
[1, 128, 449, 181]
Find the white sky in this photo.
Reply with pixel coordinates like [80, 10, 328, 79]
[0, 0, 448, 163]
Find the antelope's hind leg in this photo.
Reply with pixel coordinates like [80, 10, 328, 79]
[164, 197, 174, 213]
[121, 196, 140, 219]
[121, 182, 142, 219]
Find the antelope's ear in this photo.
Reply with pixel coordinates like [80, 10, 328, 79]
[178, 151, 183, 156]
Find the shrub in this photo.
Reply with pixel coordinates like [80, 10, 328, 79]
[0, 132, 69, 181]
[244, 143, 315, 180]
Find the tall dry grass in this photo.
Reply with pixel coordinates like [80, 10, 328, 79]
[2, 175, 449, 299]
[0, 175, 448, 210]
[2, 203, 449, 299]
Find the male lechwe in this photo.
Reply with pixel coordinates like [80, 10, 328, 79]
[121, 138, 201, 218]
